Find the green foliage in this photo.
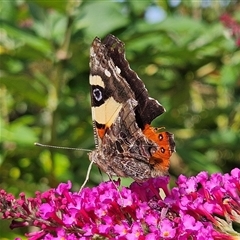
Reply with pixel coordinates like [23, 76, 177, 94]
[0, 0, 239, 237]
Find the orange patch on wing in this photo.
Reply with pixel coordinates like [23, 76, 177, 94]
[97, 128, 107, 139]
[143, 124, 174, 172]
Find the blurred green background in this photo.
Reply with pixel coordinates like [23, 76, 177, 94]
[0, 0, 240, 238]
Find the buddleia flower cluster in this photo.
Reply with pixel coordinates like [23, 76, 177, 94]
[0, 168, 240, 239]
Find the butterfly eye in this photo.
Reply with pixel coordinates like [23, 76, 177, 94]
[93, 88, 103, 102]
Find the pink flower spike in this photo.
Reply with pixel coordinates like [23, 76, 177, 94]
[10, 220, 29, 229]
[1, 170, 240, 239]
[26, 230, 46, 240]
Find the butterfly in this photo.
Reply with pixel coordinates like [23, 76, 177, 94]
[88, 34, 175, 182]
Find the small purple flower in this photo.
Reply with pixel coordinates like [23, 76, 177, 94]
[159, 219, 176, 238]
[39, 203, 55, 219]
[114, 222, 129, 236]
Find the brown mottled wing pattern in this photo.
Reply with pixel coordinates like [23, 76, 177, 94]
[89, 34, 175, 182]
[90, 99, 160, 181]
[102, 35, 165, 129]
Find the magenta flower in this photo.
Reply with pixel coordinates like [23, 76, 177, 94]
[159, 219, 176, 238]
[0, 169, 240, 239]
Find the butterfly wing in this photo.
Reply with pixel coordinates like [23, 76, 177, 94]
[102, 35, 166, 129]
[89, 35, 175, 181]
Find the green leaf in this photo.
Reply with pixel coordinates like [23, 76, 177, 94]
[1, 75, 47, 106]
[1, 117, 38, 146]
[1, 20, 52, 56]
[80, 2, 129, 37]
[27, 0, 68, 13]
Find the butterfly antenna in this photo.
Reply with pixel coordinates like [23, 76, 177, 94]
[34, 142, 91, 152]
[79, 160, 94, 193]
